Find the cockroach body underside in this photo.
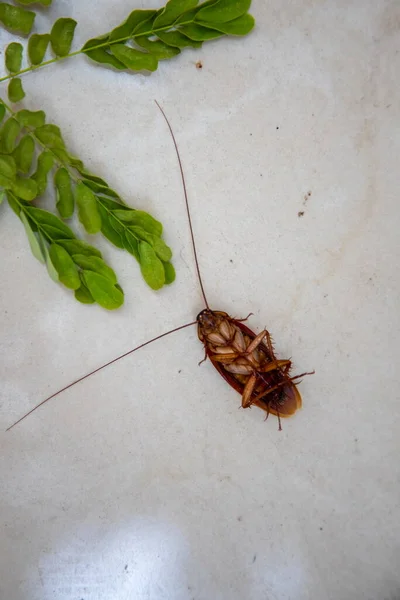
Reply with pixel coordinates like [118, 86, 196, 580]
[197, 308, 308, 428]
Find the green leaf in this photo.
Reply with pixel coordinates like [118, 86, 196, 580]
[5, 42, 23, 73]
[76, 181, 102, 234]
[34, 124, 65, 148]
[72, 254, 117, 285]
[8, 78, 25, 103]
[112, 209, 162, 236]
[82, 35, 126, 71]
[0, 190, 5, 205]
[15, 109, 46, 128]
[153, 0, 198, 29]
[12, 175, 38, 200]
[138, 240, 165, 290]
[135, 36, 181, 60]
[12, 134, 34, 173]
[0, 118, 21, 154]
[197, 13, 254, 35]
[110, 44, 158, 72]
[196, 0, 251, 23]
[28, 33, 50, 65]
[14, 0, 51, 5]
[163, 261, 176, 284]
[129, 226, 172, 262]
[74, 282, 95, 304]
[33, 150, 54, 195]
[82, 178, 120, 199]
[157, 30, 202, 49]
[0, 153, 17, 188]
[82, 271, 124, 310]
[38, 233, 59, 282]
[25, 205, 75, 239]
[50, 17, 77, 57]
[20, 211, 45, 263]
[97, 202, 125, 249]
[54, 167, 74, 218]
[0, 104, 5, 124]
[57, 238, 102, 258]
[49, 243, 80, 289]
[0, 3, 35, 35]
[109, 9, 156, 42]
[132, 11, 161, 35]
[179, 23, 223, 41]
[122, 231, 139, 260]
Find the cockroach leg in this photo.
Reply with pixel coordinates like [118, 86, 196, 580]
[198, 348, 208, 366]
[235, 312, 254, 323]
[259, 359, 291, 374]
[242, 373, 258, 408]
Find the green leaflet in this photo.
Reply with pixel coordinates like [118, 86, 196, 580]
[163, 261, 176, 284]
[14, 0, 52, 5]
[49, 243, 80, 289]
[20, 211, 45, 263]
[28, 33, 50, 65]
[179, 23, 223, 40]
[76, 181, 102, 234]
[34, 124, 65, 148]
[197, 13, 254, 35]
[196, 0, 251, 23]
[72, 254, 117, 285]
[11, 176, 38, 200]
[56, 238, 102, 258]
[74, 282, 95, 304]
[50, 18, 77, 57]
[5, 42, 23, 73]
[108, 9, 156, 42]
[82, 35, 126, 71]
[8, 78, 25, 103]
[33, 150, 54, 195]
[129, 225, 172, 262]
[0, 104, 5, 123]
[0, 190, 5, 206]
[109, 44, 158, 72]
[139, 240, 165, 290]
[135, 36, 181, 60]
[157, 30, 202, 49]
[54, 167, 74, 218]
[0, 154, 17, 188]
[24, 205, 75, 239]
[15, 109, 46, 128]
[82, 271, 124, 310]
[12, 135, 34, 173]
[153, 0, 199, 29]
[81, 178, 120, 199]
[0, 3, 35, 35]
[0, 118, 21, 153]
[111, 209, 162, 236]
[39, 233, 59, 283]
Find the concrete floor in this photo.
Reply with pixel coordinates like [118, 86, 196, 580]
[1, 1, 399, 599]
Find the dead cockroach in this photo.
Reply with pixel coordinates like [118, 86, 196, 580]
[6, 101, 313, 433]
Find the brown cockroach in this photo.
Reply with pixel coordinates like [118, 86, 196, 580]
[6, 101, 313, 433]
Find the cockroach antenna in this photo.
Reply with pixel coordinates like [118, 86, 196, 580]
[154, 100, 209, 310]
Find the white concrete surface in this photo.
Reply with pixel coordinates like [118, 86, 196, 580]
[1, 1, 399, 599]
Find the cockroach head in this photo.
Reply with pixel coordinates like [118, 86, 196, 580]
[196, 308, 217, 329]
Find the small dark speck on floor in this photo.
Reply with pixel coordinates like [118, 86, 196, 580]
[354, 438, 358, 443]
[250, 132, 252, 136]
[196, 61, 203, 69]
[124, 564, 128, 571]
[298, 211, 304, 217]
[230, 259, 233, 263]
[320, 527, 323, 531]
[178, 369, 182, 373]
[237, 516, 242, 522]
[252, 554, 257, 563]
[276, 126, 279, 130]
